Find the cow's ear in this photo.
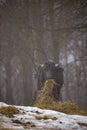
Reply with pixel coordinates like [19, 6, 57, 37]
[55, 64, 59, 67]
[40, 64, 44, 67]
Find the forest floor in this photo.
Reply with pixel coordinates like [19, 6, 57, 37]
[0, 102, 87, 130]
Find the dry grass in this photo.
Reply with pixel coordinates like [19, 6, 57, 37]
[34, 79, 87, 116]
[35, 115, 57, 120]
[0, 106, 21, 117]
[0, 128, 16, 130]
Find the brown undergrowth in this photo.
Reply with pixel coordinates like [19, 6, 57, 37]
[34, 79, 87, 116]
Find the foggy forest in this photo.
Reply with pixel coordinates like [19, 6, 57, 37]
[0, 0, 87, 111]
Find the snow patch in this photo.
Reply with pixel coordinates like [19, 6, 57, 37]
[0, 102, 87, 130]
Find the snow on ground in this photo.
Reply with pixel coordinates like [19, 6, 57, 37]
[0, 102, 87, 130]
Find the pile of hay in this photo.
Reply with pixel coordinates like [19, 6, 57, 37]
[0, 106, 21, 117]
[35, 79, 87, 116]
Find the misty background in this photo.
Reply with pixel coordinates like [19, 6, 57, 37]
[0, 0, 87, 109]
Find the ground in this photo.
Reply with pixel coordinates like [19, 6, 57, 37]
[0, 102, 87, 130]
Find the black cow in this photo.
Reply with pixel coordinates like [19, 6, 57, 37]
[36, 60, 64, 99]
